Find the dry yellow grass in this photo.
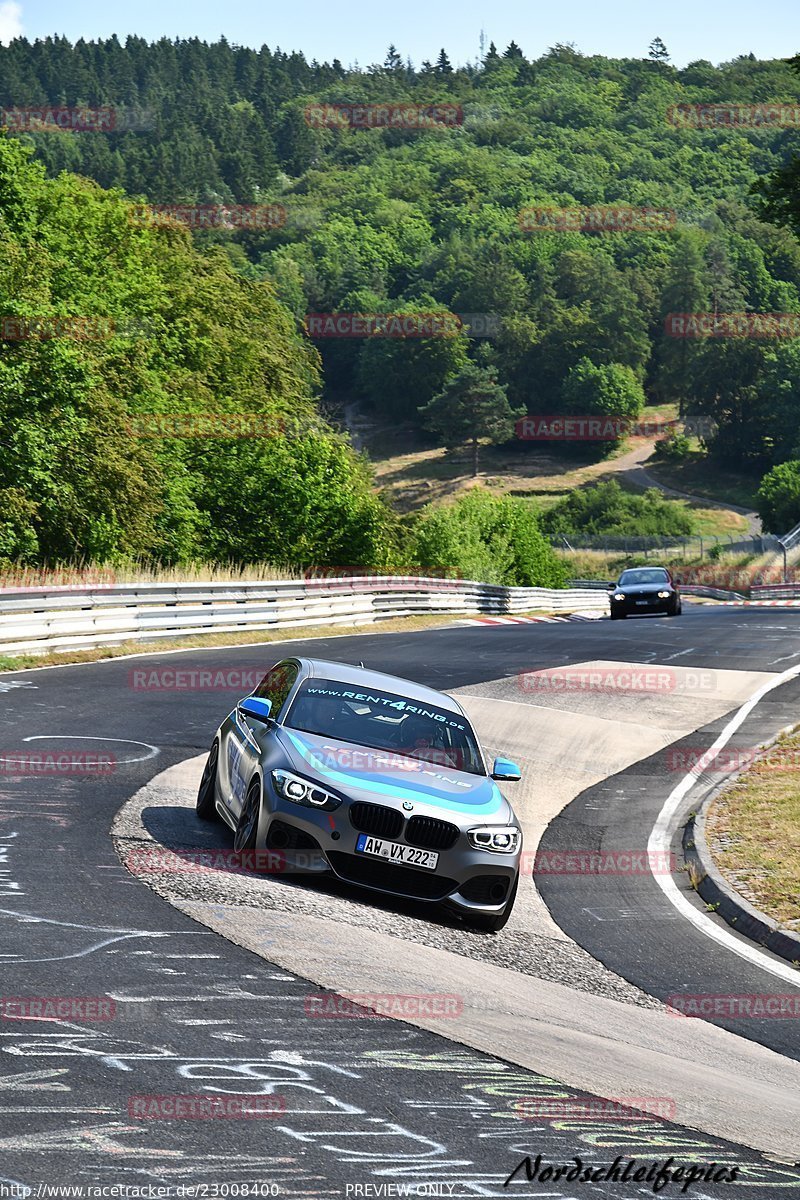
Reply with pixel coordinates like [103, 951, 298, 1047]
[706, 731, 800, 930]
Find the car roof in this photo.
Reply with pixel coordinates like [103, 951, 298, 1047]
[289, 657, 465, 715]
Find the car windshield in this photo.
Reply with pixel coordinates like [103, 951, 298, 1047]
[618, 569, 670, 586]
[284, 679, 485, 775]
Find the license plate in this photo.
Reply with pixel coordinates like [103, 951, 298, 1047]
[635, 599, 650, 605]
[355, 833, 438, 871]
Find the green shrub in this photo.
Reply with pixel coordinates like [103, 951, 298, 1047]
[757, 461, 800, 534]
[412, 490, 566, 587]
[540, 480, 694, 539]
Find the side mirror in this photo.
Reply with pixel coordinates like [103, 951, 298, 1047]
[491, 757, 521, 781]
[238, 696, 273, 724]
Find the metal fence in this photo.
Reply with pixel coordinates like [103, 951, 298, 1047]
[0, 577, 608, 657]
[555, 533, 773, 557]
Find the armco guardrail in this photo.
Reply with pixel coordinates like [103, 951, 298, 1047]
[749, 583, 800, 599]
[679, 584, 746, 601]
[0, 577, 608, 657]
[568, 578, 612, 590]
[570, 578, 746, 601]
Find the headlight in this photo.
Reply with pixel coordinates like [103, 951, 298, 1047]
[467, 825, 521, 854]
[613, 593, 625, 602]
[657, 590, 671, 598]
[272, 769, 342, 810]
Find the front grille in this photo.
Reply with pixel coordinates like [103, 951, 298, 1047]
[328, 852, 457, 900]
[266, 820, 321, 851]
[459, 875, 511, 904]
[349, 802, 404, 840]
[405, 815, 459, 851]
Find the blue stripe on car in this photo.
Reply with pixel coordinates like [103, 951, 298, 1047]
[283, 731, 504, 815]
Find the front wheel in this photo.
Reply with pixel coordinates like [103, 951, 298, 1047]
[234, 780, 261, 853]
[196, 742, 220, 820]
[465, 876, 519, 934]
[610, 610, 626, 621]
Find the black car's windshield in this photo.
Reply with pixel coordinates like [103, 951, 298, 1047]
[618, 568, 670, 586]
[285, 679, 485, 775]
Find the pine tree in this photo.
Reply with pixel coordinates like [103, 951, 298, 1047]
[648, 37, 670, 63]
[435, 49, 453, 77]
[384, 44, 403, 73]
[419, 362, 523, 477]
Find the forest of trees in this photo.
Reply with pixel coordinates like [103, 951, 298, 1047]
[2, 36, 800, 565]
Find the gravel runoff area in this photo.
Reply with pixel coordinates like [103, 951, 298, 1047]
[112, 757, 665, 1012]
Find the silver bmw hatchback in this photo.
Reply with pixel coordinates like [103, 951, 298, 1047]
[196, 656, 523, 931]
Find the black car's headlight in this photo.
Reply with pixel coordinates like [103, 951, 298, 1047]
[657, 590, 671, 598]
[271, 769, 342, 810]
[613, 593, 625, 601]
[467, 825, 521, 854]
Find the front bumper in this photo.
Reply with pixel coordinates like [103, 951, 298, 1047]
[611, 596, 674, 616]
[255, 782, 520, 915]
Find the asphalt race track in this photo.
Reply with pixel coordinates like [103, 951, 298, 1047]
[2, 604, 800, 1197]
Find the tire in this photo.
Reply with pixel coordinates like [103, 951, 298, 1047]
[610, 610, 626, 621]
[465, 876, 519, 934]
[234, 779, 261, 853]
[196, 741, 220, 820]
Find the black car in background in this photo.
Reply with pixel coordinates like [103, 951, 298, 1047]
[608, 567, 682, 619]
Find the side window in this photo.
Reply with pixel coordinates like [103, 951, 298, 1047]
[255, 663, 298, 718]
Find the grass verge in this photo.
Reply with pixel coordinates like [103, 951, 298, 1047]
[645, 453, 760, 512]
[705, 729, 800, 930]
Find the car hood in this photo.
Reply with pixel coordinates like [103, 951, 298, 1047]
[275, 727, 509, 819]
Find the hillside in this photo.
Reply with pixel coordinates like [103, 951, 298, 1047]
[4, 39, 800, 481]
